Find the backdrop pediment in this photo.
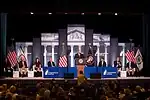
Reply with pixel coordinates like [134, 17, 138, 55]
[67, 30, 85, 41]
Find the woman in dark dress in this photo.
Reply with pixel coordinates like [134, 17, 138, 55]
[34, 58, 42, 72]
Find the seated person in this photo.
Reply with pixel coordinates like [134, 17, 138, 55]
[126, 61, 137, 76]
[86, 54, 94, 67]
[33, 58, 42, 72]
[4, 58, 13, 77]
[98, 58, 106, 67]
[47, 58, 55, 67]
[19, 57, 28, 77]
[114, 57, 122, 76]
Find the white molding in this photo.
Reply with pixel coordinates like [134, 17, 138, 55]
[41, 33, 58, 41]
[16, 42, 33, 46]
[118, 43, 125, 46]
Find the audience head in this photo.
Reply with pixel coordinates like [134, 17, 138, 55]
[10, 85, 16, 93]
[2, 84, 7, 91]
[0, 86, 4, 92]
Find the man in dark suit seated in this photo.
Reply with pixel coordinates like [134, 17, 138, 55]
[98, 58, 106, 67]
[4, 58, 13, 77]
[47, 58, 55, 67]
[114, 57, 122, 76]
[126, 61, 137, 76]
[19, 57, 28, 77]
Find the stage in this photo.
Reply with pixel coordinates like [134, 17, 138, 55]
[1, 77, 150, 88]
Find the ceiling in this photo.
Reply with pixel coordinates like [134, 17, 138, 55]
[1, 2, 145, 45]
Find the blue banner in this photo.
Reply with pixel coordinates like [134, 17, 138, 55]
[58, 67, 67, 78]
[42, 66, 118, 78]
[68, 67, 77, 77]
[84, 67, 97, 78]
[101, 67, 118, 78]
[43, 67, 59, 78]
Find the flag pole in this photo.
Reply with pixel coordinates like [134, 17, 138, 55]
[129, 38, 133, 50]
[11, 38, 14, 46]
[129, 39, 133, 67]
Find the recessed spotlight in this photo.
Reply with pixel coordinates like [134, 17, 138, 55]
[115, 13, 118, 15]
[81, 13, 84, 15]
[98, 13, 101, 15]
[30, 12, 34, 15]
[65, 13, 68, 14]
[48, 13, 52, 15]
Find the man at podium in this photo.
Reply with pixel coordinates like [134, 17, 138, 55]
[74, 51, 85, 76]
[74, 51, 85, 59]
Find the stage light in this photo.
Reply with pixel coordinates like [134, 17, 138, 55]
[115, 13, 118, 15]
[81, 13, 84, 15]
[48, 13, 52, 15]
[30, 12, 34, 15]
[98, 13, 101, 15]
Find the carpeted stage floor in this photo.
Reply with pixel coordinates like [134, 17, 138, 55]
[1, 77, 150, 88]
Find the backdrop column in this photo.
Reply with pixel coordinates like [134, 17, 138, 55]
[32, 38, 42, 65]
[85, 29, 93, 57]
[58, 29, 67, 66]
[142, 14, 150, 76]
[110, 37, 118, 66]
[0, 13, 7, 77]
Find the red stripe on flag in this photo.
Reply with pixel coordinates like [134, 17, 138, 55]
[59, 55, 67, 67]
[125, 50, 136, 63]
[7, 51, 17, 67]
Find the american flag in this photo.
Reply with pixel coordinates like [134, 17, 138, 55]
[58, 55, 67, 67]
[125, 50, 136, 63]
[58, 44, 67, 67]
[7, 45, 18, 67]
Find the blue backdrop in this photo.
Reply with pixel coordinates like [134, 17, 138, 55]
[43, 67, 118, 78]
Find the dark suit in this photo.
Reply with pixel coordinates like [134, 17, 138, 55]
[4, 60, 11, 69]
[126, 62, 138, 76]
[126, 62, 137, 68]
[48, 61, 55, 67]
[98, 61, 106, 67]
[4, 60, 13, 77]
[34, 61, 41, 70]
[74, 53, 85, 59]
[114, 61, 122, 68]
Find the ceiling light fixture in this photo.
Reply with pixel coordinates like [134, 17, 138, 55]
[98, 13, 101, 15]
[30, 12, 34, 15]
[81, 13, 84, 15]
[115, 13, 118, 15]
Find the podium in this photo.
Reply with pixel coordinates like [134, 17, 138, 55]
[75, 58, 86, 76]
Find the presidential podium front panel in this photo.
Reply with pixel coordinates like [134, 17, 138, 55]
[75, 58, 86, 76]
